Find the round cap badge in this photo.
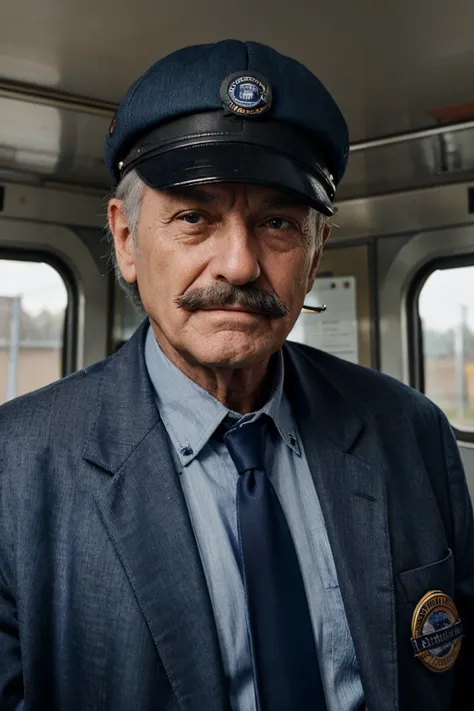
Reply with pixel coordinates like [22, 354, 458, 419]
[411, 590, 463, 672]
[220, 72, 272, 117]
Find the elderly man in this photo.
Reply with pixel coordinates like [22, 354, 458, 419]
[0, 40, 473, 711]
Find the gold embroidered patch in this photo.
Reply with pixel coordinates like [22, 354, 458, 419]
[411, 590, 463, 672]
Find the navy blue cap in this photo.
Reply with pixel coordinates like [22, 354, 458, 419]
[104, 40, 349, 215]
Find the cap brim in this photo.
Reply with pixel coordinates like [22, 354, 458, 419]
[135, 143, 333, 216]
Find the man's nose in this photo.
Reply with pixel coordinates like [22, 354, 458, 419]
[209, 223, 261, 286]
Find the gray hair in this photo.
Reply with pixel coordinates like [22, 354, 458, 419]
[106, 169, 145, 309]
[106, 169, 327, 309]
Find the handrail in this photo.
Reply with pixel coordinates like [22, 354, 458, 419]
[350, 120, 474, 152]
[0, 78, 116, 118]
[1, 77, 474, 150]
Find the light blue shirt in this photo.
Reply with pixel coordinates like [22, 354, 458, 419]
[144, 325, 365, 711]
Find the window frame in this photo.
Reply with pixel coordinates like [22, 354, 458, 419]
[407, 252, 474, 443]
[0, 248, 79, 378]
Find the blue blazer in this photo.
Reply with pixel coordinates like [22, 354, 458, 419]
[0, 321, 472, 711]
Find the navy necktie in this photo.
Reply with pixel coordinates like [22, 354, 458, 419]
[224, 417, 327, 711]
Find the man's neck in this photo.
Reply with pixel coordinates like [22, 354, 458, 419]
[150, 325, 274, 415]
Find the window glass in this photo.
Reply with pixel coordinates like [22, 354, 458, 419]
[418, 265, 474, 432]
[0, 259, 68, 404]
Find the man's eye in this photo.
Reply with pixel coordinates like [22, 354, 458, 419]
[180, 212, 203, 224]
[265, 217, 294, 230]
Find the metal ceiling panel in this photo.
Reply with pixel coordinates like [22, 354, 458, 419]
[0, 96, 110, 188]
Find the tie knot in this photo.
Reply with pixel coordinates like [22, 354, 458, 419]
[224, 418, 268, 475]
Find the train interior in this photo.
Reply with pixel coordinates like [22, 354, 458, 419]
[1, 0, 474, 495]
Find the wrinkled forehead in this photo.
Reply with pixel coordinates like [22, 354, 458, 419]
[143, 182, 317, 215]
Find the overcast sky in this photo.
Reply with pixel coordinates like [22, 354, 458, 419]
[0, 259, 472, 331]
[419, 266, 474, 331]
[0, 260, 67, 315]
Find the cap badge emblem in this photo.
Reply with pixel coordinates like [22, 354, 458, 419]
[220, 72, 272, 117]
[411, 590, 463, 672]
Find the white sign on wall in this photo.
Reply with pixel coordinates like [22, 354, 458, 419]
[288, 276, 359, 364]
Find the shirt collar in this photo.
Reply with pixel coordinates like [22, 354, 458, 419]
[144, 325, 300, 467]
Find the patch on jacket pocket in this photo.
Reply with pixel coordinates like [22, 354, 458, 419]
[411, 590, 463, 672]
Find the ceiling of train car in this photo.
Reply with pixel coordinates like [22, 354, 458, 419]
[1, 0, 474, 142]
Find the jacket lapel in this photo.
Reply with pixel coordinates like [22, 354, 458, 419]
[284, 344, 398, 711]
[84, 322, 229, 711]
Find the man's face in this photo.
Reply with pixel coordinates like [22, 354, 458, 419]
[110, 182, 328, 369]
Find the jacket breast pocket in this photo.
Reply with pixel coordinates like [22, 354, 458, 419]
[398, 549, 454, 604]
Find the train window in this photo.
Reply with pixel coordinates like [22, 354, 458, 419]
[416, 261, 474, 434]
[0, 258, 68, 404]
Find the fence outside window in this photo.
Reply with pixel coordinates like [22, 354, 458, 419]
[0, 258, 67, 404]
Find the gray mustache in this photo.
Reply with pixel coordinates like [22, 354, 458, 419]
[175, 283, 289, 319]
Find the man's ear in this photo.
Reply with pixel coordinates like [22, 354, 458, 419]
[107, 199, 137, 284]
[306, 221, 331, 293]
